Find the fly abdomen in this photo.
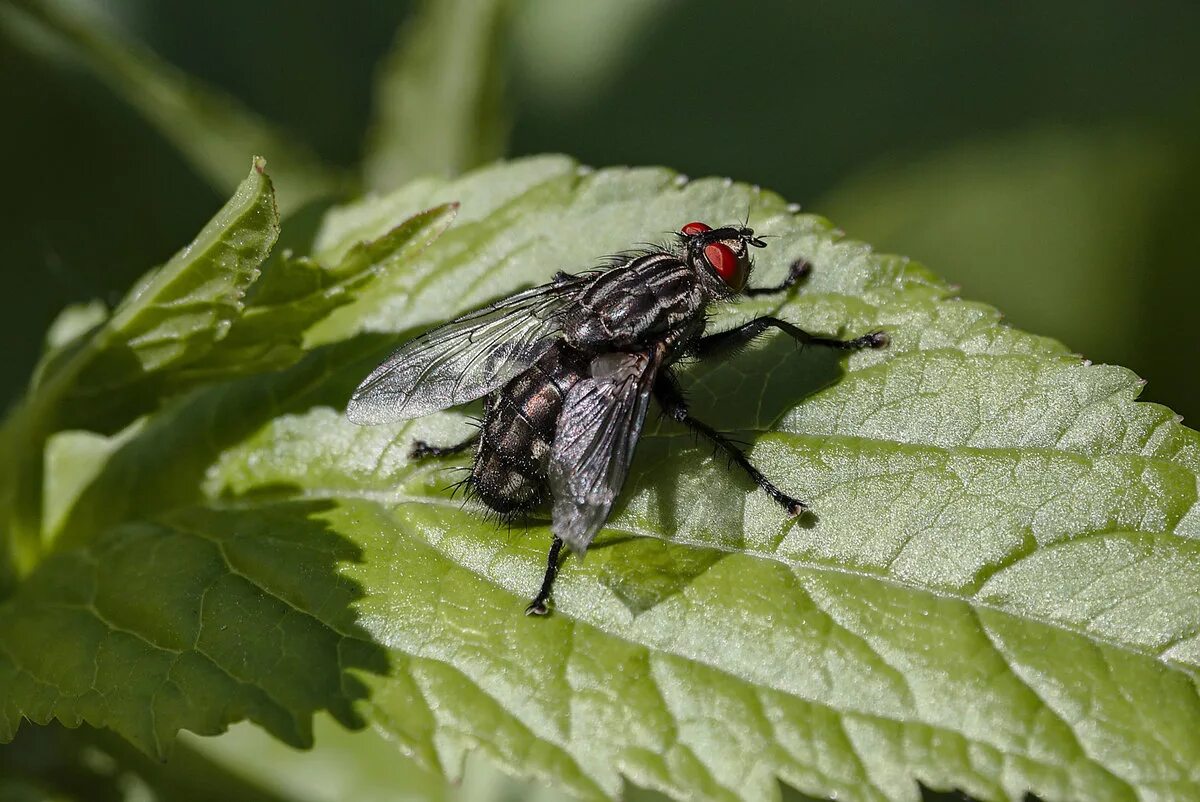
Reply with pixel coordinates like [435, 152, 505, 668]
[469, 452, 543, 514]
[469, 344, 590, 515]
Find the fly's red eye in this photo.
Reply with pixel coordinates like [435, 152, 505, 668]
[681, 221, 711, 236]
[704, 242, 738, 283]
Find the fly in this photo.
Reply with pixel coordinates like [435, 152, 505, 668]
[346, 221, 888, 615]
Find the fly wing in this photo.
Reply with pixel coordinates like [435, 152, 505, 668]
[346, 281, 581, 423]
[549, 348, 663, 554]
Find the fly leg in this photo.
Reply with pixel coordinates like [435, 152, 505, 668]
[694, 316, 889, 357]
[410, 432, 480, 460]
[526, 536, 565, 616]
[653, 373, 808, 515]
[743, 258, 812, 296]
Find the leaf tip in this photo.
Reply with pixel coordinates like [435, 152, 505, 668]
[252, 155, 267, 175]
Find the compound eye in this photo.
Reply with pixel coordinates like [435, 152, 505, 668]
[704, 242, 738, 283]
[681, 221, 712, 236]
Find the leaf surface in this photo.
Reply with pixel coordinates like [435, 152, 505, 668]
[2, 157, 1198, 802]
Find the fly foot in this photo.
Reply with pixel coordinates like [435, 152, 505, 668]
[785, 497, 809, 517]
[409, 440, 436, 459]
[525, 597, 552, 616]
[857, 330, 890, 349]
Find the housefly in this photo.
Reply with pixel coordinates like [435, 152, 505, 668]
[346, 221, 888, 615]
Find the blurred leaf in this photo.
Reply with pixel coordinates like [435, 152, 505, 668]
[363, 0, 511, 191]
[819, 125, 1196, 417]
[42, 428, 133, 545]
[0, 722, 140, 802]
[2, 0, 350, 213]
[183, 717, 454, 802]
[509, 0, 671, 112]
[43, 300, 108, 354]
[0, 719, 299, 802]
[2, 158, 1198, 802]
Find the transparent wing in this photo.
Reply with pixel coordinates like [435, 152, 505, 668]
[346, 281, 580, 423]
[549, 348, 663, 554]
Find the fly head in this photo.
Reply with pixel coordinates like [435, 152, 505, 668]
[678, 221, 767, 295]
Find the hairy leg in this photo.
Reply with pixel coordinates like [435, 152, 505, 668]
[410, 432, 480, 460]
[743, 258, 812, 296]
[653, 372, 807, 515]
[694, 316, 888, 358]
[526, 536, 565, 616]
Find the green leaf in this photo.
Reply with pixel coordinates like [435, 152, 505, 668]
[2, 0, 349, 213]
[362, 0, 511, 191]
[1, 178, 454, 585]
[42, 300, 108, 354]
[34, 156, 280, 432]
[160, 202, 459, 384]
[3, 157, 1199, 802]
[0, 158, 279, 587]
